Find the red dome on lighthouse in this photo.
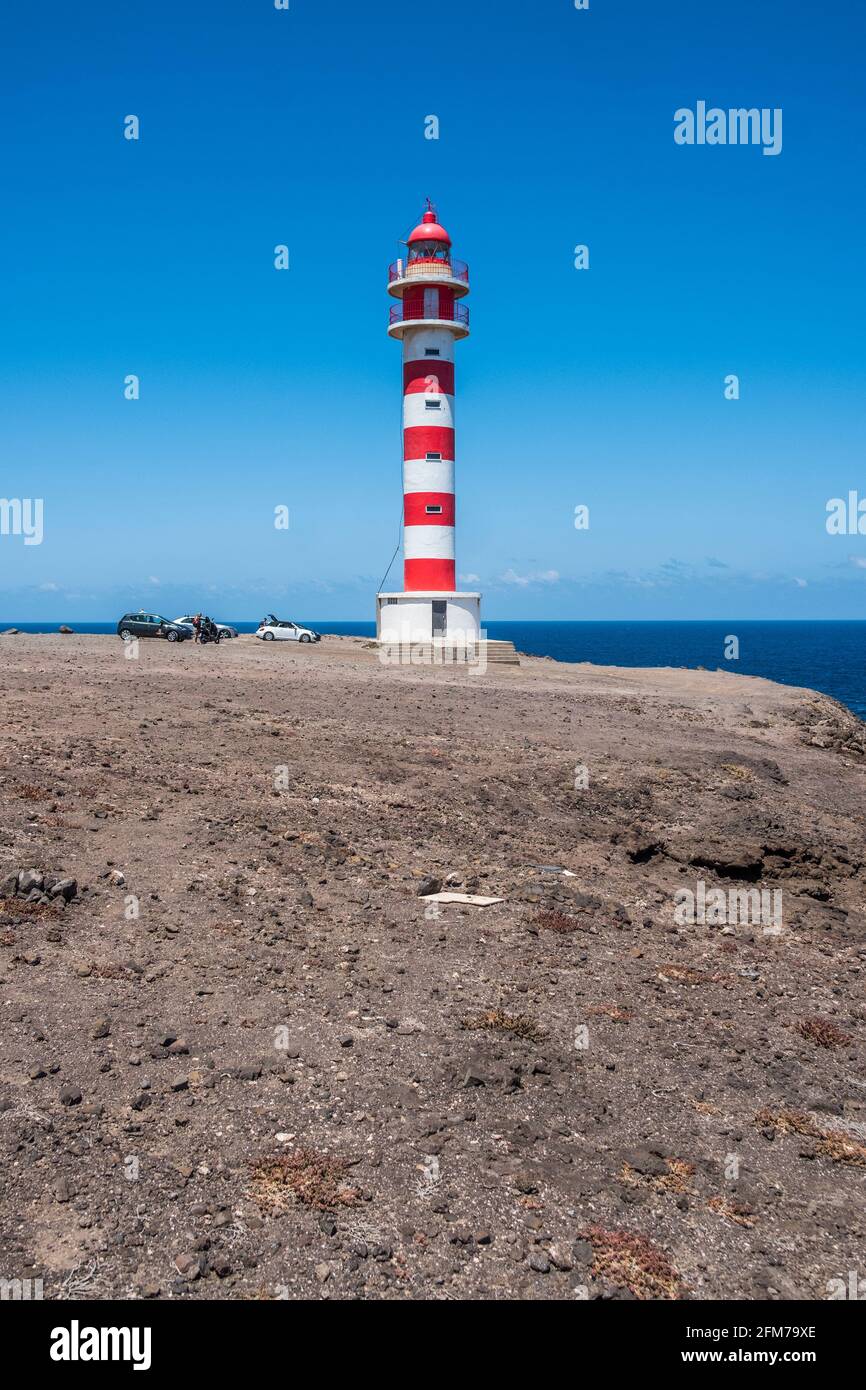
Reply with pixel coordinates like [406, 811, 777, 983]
[407, 201, 451, 247]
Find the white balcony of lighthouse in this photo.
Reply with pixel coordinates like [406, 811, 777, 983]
[388, 297, 470, 340]
[387, 253, 470, 300]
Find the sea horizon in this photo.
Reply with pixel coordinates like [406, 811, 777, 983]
[6, 617, 866, 627]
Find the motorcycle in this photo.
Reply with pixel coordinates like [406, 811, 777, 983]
[198, 617, 221, 645]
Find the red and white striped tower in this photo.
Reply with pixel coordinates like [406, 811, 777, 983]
[377, 201, 481, 647]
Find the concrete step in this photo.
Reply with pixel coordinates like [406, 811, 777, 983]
[377, 639, 520, 667]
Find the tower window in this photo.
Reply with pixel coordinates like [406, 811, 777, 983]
[425, 399, 442, 410]
[426, 451, 441, 461]
[424, 348, 440, 357]
[425, 504, 443, 514]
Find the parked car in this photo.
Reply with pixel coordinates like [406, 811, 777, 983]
[116, 612, 189, 643]
[173, 615, 238, 639]
[256, 620, 320, 643]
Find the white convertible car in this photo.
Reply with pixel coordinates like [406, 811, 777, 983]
[256, 619, 320, 643]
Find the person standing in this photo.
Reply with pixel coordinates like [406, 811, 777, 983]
[192, 613, 202, 643]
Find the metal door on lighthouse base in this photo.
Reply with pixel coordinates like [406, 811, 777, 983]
[432, 601, 447, 637]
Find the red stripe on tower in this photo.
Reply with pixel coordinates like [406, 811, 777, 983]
[402, 426, 455, 460]
[403, 360, 455, 394]
[403, 492, 456, 526]
[404, 558, 456, 590]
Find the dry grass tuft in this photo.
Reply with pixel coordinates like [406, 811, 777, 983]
[721, 763, 753, 781]
[14, 783, 53, 801]
[462, 1008, 545, 1043]
[579, 1225, 681, 1300]
[621, 1157, 695, 1196]
[661, 967, 708, 989]
[756, 1107, 818, 1139]
[88, 962, 138, 980]
[690, 1098, 721, 1116]
[209, 920, 243, 937]
[756, 1108, 866, 1167]
[517, 1194, 545, 1211]
[0, 898, 58, 922]
[797, 1016, 852, 1049]
[654, 1157, 695, 1194]
[534, 909, 587, 934]
[707, 1196, 755, 1228]
[249, 1149, 361, 1212]
[587, 1003, 632, 1023]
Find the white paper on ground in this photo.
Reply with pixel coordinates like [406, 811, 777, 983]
[421, 892, 505, 906]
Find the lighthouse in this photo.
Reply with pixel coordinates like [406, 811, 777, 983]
[376, 201, 481, 651]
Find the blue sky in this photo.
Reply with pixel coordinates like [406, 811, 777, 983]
[1, 0, 864, 621]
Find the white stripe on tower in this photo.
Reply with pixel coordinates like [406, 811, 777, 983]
[403, 457, 454, 494]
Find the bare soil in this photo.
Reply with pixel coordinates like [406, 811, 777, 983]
[0, 632, 864, 1300]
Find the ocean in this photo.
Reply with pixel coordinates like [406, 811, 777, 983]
[3, 619, 864, 720]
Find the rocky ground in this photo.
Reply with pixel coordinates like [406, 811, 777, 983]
[0, 631, 864, 1301]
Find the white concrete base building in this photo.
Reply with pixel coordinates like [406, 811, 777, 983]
[376, 590, 481, 646]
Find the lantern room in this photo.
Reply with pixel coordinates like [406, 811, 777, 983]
[406, 201, 452, 272]
[387, 203, 470, 338]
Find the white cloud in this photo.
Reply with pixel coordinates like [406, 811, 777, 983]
[148, 575, 160, 585]
[500, 568, 560, 587]
[793, 577, 808, 588]
[849, 556, 866, 570]
[39, 581, 59, 591]
[458, 572, 480, 584]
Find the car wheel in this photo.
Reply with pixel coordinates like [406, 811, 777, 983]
[300, 633, 311, 643]
[166, 630, 178, 642]
[120, 628, 134, 641]
[263, 631, 275, 641]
